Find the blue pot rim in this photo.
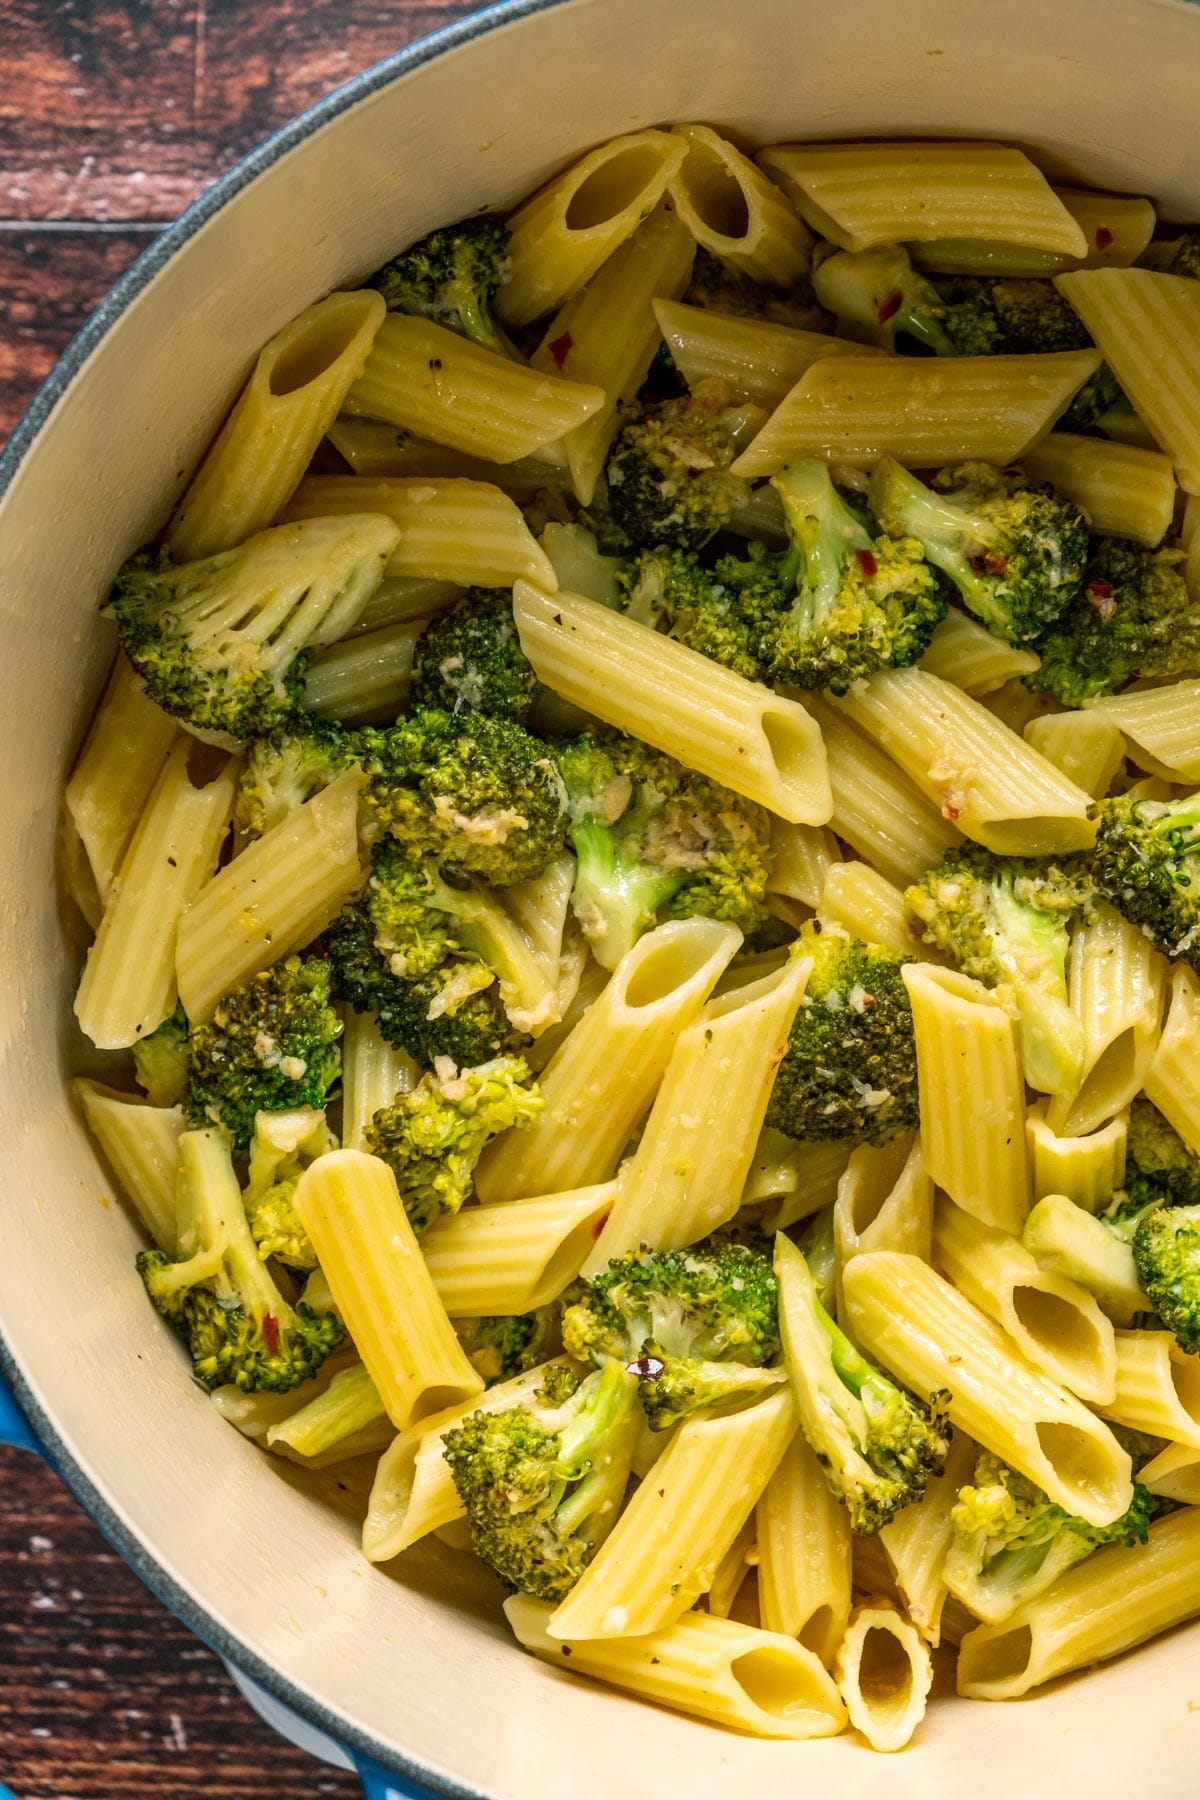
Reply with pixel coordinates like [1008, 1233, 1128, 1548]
[0, 4, 572, 1793]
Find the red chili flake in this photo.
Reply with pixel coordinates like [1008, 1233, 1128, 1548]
[943, 802, 962, 822]
[547, 331, 574, 369]
[1095, 226, 1114, 251]
[627, 1354, 666, 1381]
[262, 1314, 281, 1355]
[561, 1645, 573, 1657]
[855, 548, 878, 578]
[877, 292, 902, 323]
[1087, 579, 1117, 619]
[982, 550, 1009, 576]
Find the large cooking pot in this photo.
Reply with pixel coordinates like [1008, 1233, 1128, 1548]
[3, 1, 1200, 1794]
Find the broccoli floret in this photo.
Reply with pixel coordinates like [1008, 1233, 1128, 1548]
[1125, 1097, 1200, 1211]
[137, 1127, 343, 1392]
[1060, 361, 1125, 435]
[1133, 1205, 1200, 1352]
[765, 460, 945, 691]
[456, 1309, 558, 1386]
[556, 734, 772, 969]
[618, 545, 787, 682]
[184, 957, 342, 1152]
[235, 716, 360, 839]
[244, 1179, 315, 1272]
[765, 923, 918, 1147]
[1158, 232, 1200, 280]
[1025, 539, 1199, 706]
[812, 245, 954, 352]
[369, 215, 513, 356]
[1091, 789, 1200, 970]
[943, 1448, 1157, 1624]
[358, 707, 566, 887]
[869, 458, 1088, 645]
[937, 276, 1094, 357]
[442, 1358, 640, 1599]
[561, 1236, 781, 1432]
[683, 248, 828, 332]
[905, 847, 1092, 1096]
[775, 1233, 949, 1532]
[409, 589, 541, 723]
[106, 517, 397, 739]
[603, 393, 750, 553]
[132, 1003, 189, 1106]
[364, 1053, 542, 1234]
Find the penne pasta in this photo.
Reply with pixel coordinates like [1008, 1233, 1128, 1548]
[1022, 1193, 1145, 1329]
[758, 1143, 850, 1235]
[706, 1519, 758, 1623]
[1082, 681, 1200, 783]
[1026, 1107, 1126, 1213]
[912, 187, 1156, 277]
[340, 1010, 419, 1151]
[767, 820, 841, 911]
[817, 862, 924, 962]
[833, 1136, 933, 1319]
[878, 1430, 978, 1649]
[326, 418, 566, 495]
[834, 1602, 932, 1754]
[756, 1427, 852, 1668]
[1140, 1443, 1200, 1505]
[1099, 1329, 1200, 1446]
[1023, 712, 1126, 801]
[1140, 966, 1200, 1158]
[422, 1182, 616, 1316]
[75, 1079, 183, 1253]
[668, 124, 813, 285]
[1018, 433, 1176, 548]
[653, 299, 881, 409]
[1046, 902, 1168, 1138]
[65, 657, 182, 905]
[918, 609, 1041, 696]
[302, 619, 423, 723]
[350, 573, 461, 636]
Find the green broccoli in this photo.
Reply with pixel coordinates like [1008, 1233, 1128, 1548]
[811, 245, 955, 352]
[455, 1309, 558, 1386]
[683, 248, 829, 332]
[936, 276, 1094, 357]
[106, 516, 398, 739]
[905, 847, 1092, 1096]
[132, 1003, 190, 1106]
[369, 215, 514, 356]
[1125, 1096, 1200, 1211]
[868, 458, 1089, 645]
[239, 1107, 334, 1272]
[618, 544, 787, 682]
[1133, 1205, 1200, 1353]
[1143, 232, 1200, 280]
[765, 923, 919, 1147]
[442, 1357, 640, 1600]
[234, 716, 361, 839]
[561, 1236, 782, 1432]
[183, 957, 342, 1152]
[409, 589, 541, 723]
[943, 1448, 1157, 1624]
[137, 1127, 344, 1392]
[358, 707, 566, 887]
[1091, 789, 1200, 970]
[775, 1233, 950, 1532]
[1025, 539, 1200, 706]
[266, 1362, 389, 1462]
[364, 1053, 542, 1234]
[556, 733, 772, 969]
[1023, 1192, 1147, 1327]
[603, 393, 750, 552]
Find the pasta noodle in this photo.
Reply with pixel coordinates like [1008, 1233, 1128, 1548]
[75, 1079, 183, 1253]
[1140, 1443, 1200, 1505]
[1045, 902, 1167, 1139]
[1099, 1329, 1200, 1446]
[834, 1602, 933, 1753]
[326, 419, 566, 495]
[653, 299, 882, 409]
[668, 124, 813, 285]
[1081, 680, 1200, 783]
[340, 1010, 419, 1151]
[833, 1135, 933, 1321]
[421, 1182, 616, 1316]
[817, 862, 924, 962]
[756, 1430, 852, 1666]
[1022, 712, 1126, 801]
[1026, 1107, 1126, 1213]
[1018, 433, 1176, 548]
[1142, 966, 1200, 1158]
[758, 1142, 850, 1235]
[65, 657, 182, 905]
[918, 610, 1040, 696]
[878, 1430, 978, 1649]
[767, 820, 841, 911]
[912, 187, 1156, 277]
[302, 619, 424, 723]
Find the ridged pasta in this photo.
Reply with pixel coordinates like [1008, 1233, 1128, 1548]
[653, 299, 881, 408]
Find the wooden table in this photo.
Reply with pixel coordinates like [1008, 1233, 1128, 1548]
[0, 3, 483, 1793]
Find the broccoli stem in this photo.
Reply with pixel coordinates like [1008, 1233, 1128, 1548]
[553, 1362, 640, 1538]
[568, 816, 684, 970]
[181, 1127, 290, 1334]
[869, 461, 1000, 622]
[268, 1363, 386, 1457]
[773, 462, 871, 631]
[988, 886, 1086, 1097]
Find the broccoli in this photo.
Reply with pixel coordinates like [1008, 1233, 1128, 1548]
[240, 1106, 334, 1273]
[905, 847, 1092, 1096]
[868, 458, 1088, 645]
[1125, 1097, 1200, 1211]
[683, 247, 829, 332]
[234, 716, 361, 840]
[183, 957, 342, 1152]
[409, 588, 541, 723]
[1133, 1205, 1200, 1353]
[106, 516, 398, 739]
[556, 733, 772, 969]
[774, 1233, 950, 1532]
[1025, 539, 1200, 706]
[603, 392, 750, 552]
[811, 245, 955, 352]
[1091, 789, 1200, 970]
[364, 1053, 542, 1235]
[561, 1236, 782, 1432]
[1146, 232, 1200, 280]
[137, 1127, 344, 1392]
[455, 1309, 558, 1386]
[369, 215, 513, 357]
[618, 544, 787, 682]
[266, 1362, 389, 1462]
[244, 1182, 316, 1272]
[936, 276, 1094, 358]
[358, 707, 566, 887]
[764, 460, 945, 691]
[943, 1448, 1157, 1624]
[765, 923, 919, 1147]
[132, 1003, 189, 1106]
[442, 1357, 640, 1599]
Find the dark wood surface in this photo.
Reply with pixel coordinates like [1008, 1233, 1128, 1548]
[0, 5, 485, 1793]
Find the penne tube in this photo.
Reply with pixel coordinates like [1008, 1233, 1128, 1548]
[476, 918, 740, 1203]
[653, 300, 881, 409]
[505, 1597, 846, 1741]
[1023, 712, 1126, 801]
[726, 481, 790, 545]
[74, 740, 236, 1050]
[767, 820, 841, 911]
[756, 1429, 852, 1667]
[731, 351, 1101, 479]
[1022, 1193, 1145, 1328]
[167, 290, 386, 561]
[833, 1136, 933, 1319]
[531, 207, 695, 505]
[918, 609, 1040, 696]
[60, 814, 102, 931]
[1056, 269, 1200, 493]
[343, 314, 605, 462]
[585, 957, 810, 1271]
[957, 1507, 1200, 1700]
[932, 1197, 1117, 1406]
[1140, 966, 1200, 1158]
[902, 965, 1030, 1234]
[341, 1010, 419, 1151]
[912, 188, 1156, 277]
[302, 619, 423, 723]
[878, 1430, 978, 1648]
[1019, 433, 1176, 548]
[705, 1519, 757, 1622]
[327, 419, 566, 495]
[841, 1252, 1133, 1527]
[284, 475, 556, 590]
[293, 1150, 482, 1433]
[547, 1388, 798, 1641]
[497, 130, 687, 328]
[667, 124, 813, 285]
[830, 668, 1096, 855]
[817, 862, 924, 962]
[1046, 902, 1167, 1138]
[176, 766, 365, 1022]
[1026, 1107, 1126, 1213]
[65, 657, 182, 905]
[759, 1144, 850, 1235]
[834, 1602, 932, 1754]
[1140, 1443, 1200, 1505]
[75, 1079, 183, 1253]
[350, 574, 461, 636]
[515, 584, 830, 824]
[422, 1183, 616, 1316]
[1099, 1330, 1200, 1447]
[1082, 680, 1200, 783]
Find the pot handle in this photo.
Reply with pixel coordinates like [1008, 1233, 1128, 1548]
[0, 1369, 40, 1456]
[354, 1753, 447, 1800]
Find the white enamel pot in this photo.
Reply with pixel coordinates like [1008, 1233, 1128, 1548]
[3, 1, 1200, 1794]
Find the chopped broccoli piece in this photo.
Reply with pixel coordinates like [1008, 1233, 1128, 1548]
[618, 544, 786, 681]
[410, 588, 541, 723]
[234, 716, 360, 839]
[1060, 361, 1125, 434]
[239, 1106, 334, 1273]
[937, 276, 1094, 357]
[364, 1053, 542, 1235]
[106, 517, 397, 739]
[132, 1003, 189, 1106]
[561, 1236, 781, 1431]
[1025, 539, 1199, 706]
[905, 847, 1092, 1096]
[683, 248, 828, 332]
[556, 733, 772, 968]
[1149, 232, 1200, 280]
[1133, 1205, 1200, 1353]
[765, 923, 918, 1147]
[1091, 789, 1200, 970]
[455, 1309, 558, 1386]
[868, 458, 1088, 645]
[266, 1362, 388, 1461]
[244, 1179, 315, 1272]
[1023, 1192, 1147, 1325]
[442, 1357, 640, 1599]
[812, 246, 954, 352]
[369, 215, 513, 356]
[775, 1233, 949, 1532]
[604, 392, 750, 552]
[1125, 1096, 1200, 1211]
